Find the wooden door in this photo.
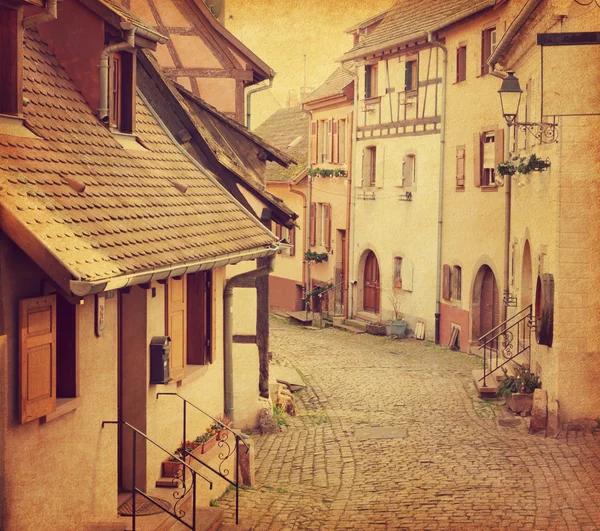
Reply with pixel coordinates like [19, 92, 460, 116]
[480, 267, 499, 339]
[363, 251, 380, 314]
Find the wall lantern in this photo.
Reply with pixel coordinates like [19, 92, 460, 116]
[498, 71, 558, 144]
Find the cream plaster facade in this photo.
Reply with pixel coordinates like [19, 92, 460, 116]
[348, 46, 442, 339]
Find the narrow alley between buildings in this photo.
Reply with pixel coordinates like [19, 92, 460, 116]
[220, 318, 600, 531]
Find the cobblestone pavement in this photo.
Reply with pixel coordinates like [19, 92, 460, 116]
[221, 318, 600, 530]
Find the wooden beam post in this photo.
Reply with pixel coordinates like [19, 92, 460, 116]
[256, 208, 271, 399]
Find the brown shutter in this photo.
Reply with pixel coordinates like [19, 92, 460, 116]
[167, 276, 187, 380]
[275, 223, 282, 239]
[442, 264, 451, 300]
[494, 128, 505, 168]
[473, 133, 482, 187]
[310, 202, 316, 246]
[0, 8, 23, 116]
[324, 204, 332, 251]
[187, 272, 210, 365]
[290, 226, 296, 256]
[481, 31, 487, 76]
[310, 121, 318, 165]
[456, 146, 465, 188]
[451, 266, 457, 299]
[328, 119, 334, 163]
[332, 120, 339, 164]
[20, 295, 57, 423]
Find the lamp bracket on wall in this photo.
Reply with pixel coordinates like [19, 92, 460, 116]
[398, 191, 413, 201]
[514, 120, 558, 144]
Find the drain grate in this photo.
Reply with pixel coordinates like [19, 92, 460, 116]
[118, 495, 172, 516]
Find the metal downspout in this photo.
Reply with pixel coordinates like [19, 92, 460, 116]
[246, 75, 274, 130]
[224, 255, 276, 425]
[98, 26, 136, 122]
[428, 32, 447, 344]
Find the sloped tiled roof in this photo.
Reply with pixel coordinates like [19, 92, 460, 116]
[303, 67, 354, 105]
[0, 30, 275, 290]
[254, 107, 309, 183]
[343, 0, 496, 60]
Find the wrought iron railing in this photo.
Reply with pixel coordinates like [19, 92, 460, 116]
[156, 393, 249, 525]
[101, 421, 213, 530]
[318, 280, 344, 319]
[478, 305, 534, 387]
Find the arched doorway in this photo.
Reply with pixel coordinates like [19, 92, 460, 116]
[521, 241, 532, 308]
[480, 266, 499, 339]
[363, 251, 380, 314]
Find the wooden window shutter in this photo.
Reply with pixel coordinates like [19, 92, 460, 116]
[167, 276, 187, 379]
[290, 226, 296, 256]
[456, 146, 465, 188]
[332, 120, 339, 163]
[20, 295, 57, 423]
[473, 133, 482, 187]
[187, 273, 211, 365]
[310, 121, 318, 165]
[442, 264, 451, 300]
[275, 223, 282, 239]
[403, 260, 414, 292]
[364, 65, 371, 99]
[327, 119, 334, 163]
[310, 202, 316, 246]
[324, 204, 332, 251]
[361, 150, 369, 187]
[481, 31, 487, 76]
[494, 128, 505, 168]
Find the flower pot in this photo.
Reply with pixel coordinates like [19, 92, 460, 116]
[391, 319, 408, 337]
[163, 459, 185, 478]
[506, 393, 534, 414]
[366, 323, 386, 336]
[201, 433, 218, 454]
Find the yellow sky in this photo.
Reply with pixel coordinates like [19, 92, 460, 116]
[224, 0, 392, 128]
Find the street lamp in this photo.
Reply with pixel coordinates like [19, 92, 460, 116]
[498, 71, 522, 126]
[498, 71, 558, 143]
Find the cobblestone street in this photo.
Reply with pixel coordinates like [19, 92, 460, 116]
[221, 318, 600, 530]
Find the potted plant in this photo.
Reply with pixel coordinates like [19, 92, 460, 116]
[388, 292, 408, 337]
[162, 441, 196, 477]
[497, 364, 541, 414]
[366, 321, 387, 336]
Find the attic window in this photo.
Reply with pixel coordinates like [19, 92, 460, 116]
[0, 7, 23, 116]
[109, 51, 136, 133]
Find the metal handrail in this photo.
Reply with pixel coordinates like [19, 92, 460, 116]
[478, 305, 533, 387]
[156, 393, 247, 524]
[102, 420, 213, 530]
[478, 304, 532, 345]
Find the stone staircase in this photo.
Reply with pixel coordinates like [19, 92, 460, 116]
[332, 317, 367, 334]
[473, 352, 531, 399]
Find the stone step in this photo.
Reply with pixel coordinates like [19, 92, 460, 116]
[472, 369, 499, 398]
[332, 323, 365, 334]
[343, 319, 368, 332]
[165, 507, 223, 531]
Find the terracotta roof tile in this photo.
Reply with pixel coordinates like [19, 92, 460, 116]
[303, 67, 354, 104]
[343, 0, 496, 59]
[0, 29, 275, 286]
[254, 107, 309, 183]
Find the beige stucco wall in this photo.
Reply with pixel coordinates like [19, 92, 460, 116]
[440, 4, 513, 350]
[0, 236, 118, 531]
[308, 102, 352, 303]
[267, 182, 307, 285]
[350, 49, 441, 338]
[502, 0, 600, 421]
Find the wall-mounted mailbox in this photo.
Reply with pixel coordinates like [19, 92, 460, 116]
[150, 336, 171, 384]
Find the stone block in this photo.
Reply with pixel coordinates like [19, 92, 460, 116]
[547, 400, 560, 437]
[238, 438, 255, 487]
[530, 388, 548, 433]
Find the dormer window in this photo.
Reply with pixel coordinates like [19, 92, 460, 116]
[0, 7, 23, 116]
[109, 51, 136, 133]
